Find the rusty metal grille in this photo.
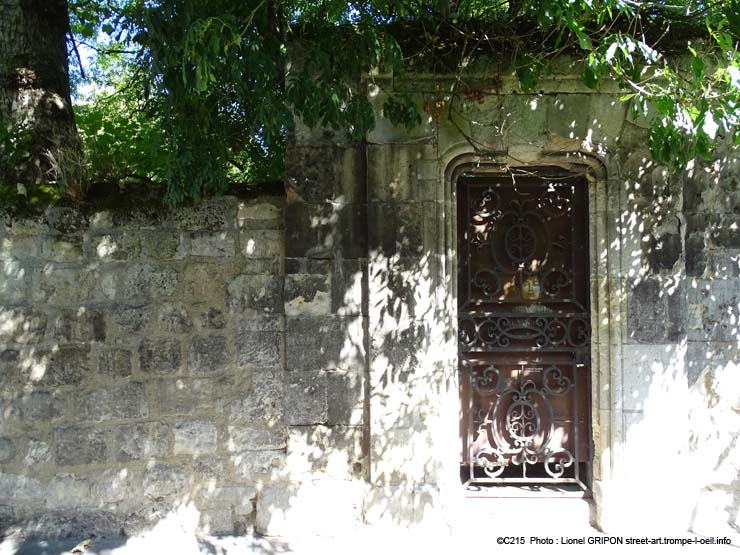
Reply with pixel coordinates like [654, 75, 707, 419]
[457, 171, 591, 489]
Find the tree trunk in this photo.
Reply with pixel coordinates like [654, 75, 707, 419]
[0, 0, 78, 185]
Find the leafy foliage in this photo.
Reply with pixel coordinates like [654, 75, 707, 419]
[0, 123, 32, 182]
[60, 0, 740, 204]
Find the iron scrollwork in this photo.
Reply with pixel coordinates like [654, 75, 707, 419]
[473, 367, 575, 479]
[459, 174, 591, 487]
[459, 315, 590, 351]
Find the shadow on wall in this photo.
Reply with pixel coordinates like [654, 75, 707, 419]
[606, 143, 740, 538]
[0, 93, 739, 551]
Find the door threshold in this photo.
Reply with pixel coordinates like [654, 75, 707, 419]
[463, 483, 591, 498]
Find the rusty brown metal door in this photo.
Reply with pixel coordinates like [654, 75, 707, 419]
[457, 170, 591, 489]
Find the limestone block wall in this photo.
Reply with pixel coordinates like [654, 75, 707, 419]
[0, 72, 738, 541]
[282, 71, 739, 537]
[0, 196, 290, 537]
[684, 146, 740, 535]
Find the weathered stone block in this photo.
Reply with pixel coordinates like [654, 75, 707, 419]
[97, 348, 132, 378]
[44, 207, 89, 234]
[547, 94, 591, 139]
[200, 484, 257, 514]
[331, 258, 366, 316]
[77, 382, 148, 422]
[36, 266, 98, 304]
[241, 258, 282, 275]
[0, 438, 16, 463]
[174, 421, 218, 455]
[686, 233, 707, 277]
[368, 202, 423, 257]
[227, 426, 287, 451]
[0, 235, 37, 260]
[240, 229, 282, 259]
[41, 236, 85, 262]
[0, 473, 44, 502]
[86, 206, 116, 227]
[286, 425, 364, 478]
[0, 259, 28, 301]
[183, 263, 228, 302]
[111, 303, 152, 333]
[113, 423, 171, 461]
[53, 427, 107, 465]
[23, 509, 132, 539]
[0, 349, 18, 382]
[16, 391, 62, 421]
[142, 464, 187, 499]
[688, 279, 740, 341]
[284, 258, 331, 274]
[153, 375, 235, 416]
[229, 369, 283, 423]
[708, 251, 740, 278]
[285, 317, 364, 371]
[110, 205, 163, 228]
[168, 197, 237, 231]
[286, 371, 327, 425]
[586, 94, 627, 146]
[367, 144, 419, 202]
[95, 467, 137, 504]
[87, 233, 141, 260]
[156, 303, 192, 333]
[190, 231, 236, 257]
[51, 308, 106, 342]
[236, 331, 281, 366]
[199, 508, 234, 535]
[189, 335, 229, 373]
[627, 277, 686, 343]
[368, 255, 438, 321]
[710, 215, 740, 249]
[139, 338, 181, 374]
[37, 346, 91, 386]
[197, 307, 226, 330]
[686, 212, 718, 235]
[24, 440, 50, 466]
[646, 232, 682, 272]
[286, 146, 365, 203]
[140, 231, 184, 259]
[236, 314, 284, 332]
[284, 274, 330, 316]
[238, 199, 283, 230]
[284, 202, 367, 259]
[226, 275, 283, 314]
[123, 264, 178, 299]
[370, 321, 431, 382]
[46, 473, 93, 509]
[0, 307, 47, 343]
[191, 455, 227, 480]
[327, 371, 364, 425]
[233, 450, 285, 478]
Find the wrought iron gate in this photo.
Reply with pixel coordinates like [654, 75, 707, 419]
[457, 170, 591, 489]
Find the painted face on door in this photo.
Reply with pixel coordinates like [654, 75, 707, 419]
[521, 276, 541, 300]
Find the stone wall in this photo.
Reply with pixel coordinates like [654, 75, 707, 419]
[684, 146, 740, 535]
[0, 69, 739, 542]
[0, 196, 290, 537]
[282, 70, 739, 537]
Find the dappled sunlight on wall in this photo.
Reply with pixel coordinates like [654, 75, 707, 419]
[1, 72, 739, 547]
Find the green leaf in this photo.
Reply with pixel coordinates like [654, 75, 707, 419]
[516, 56, 540, 91]
[583, 65, 599, 89]
[692, 56, 705, 82]
[577, 30, 593, 51]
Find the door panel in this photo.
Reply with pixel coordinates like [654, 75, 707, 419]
[457, 171, 591, 488]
